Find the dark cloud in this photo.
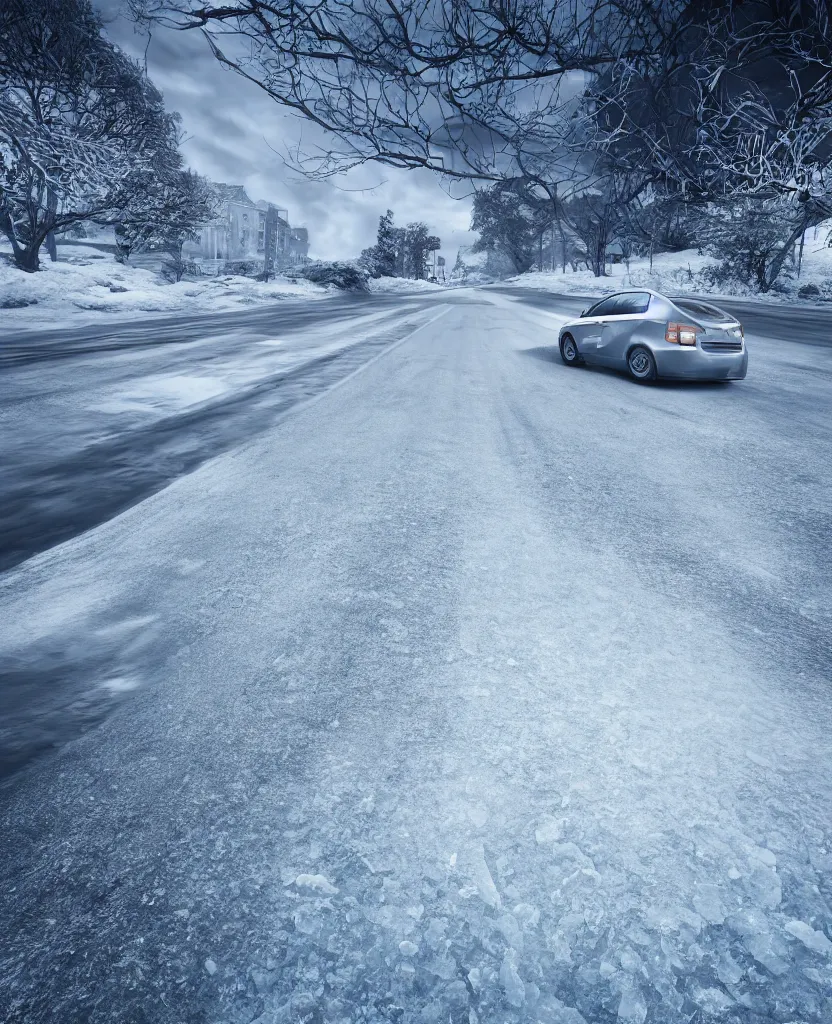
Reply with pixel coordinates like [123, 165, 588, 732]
[95, 1, 476, 264]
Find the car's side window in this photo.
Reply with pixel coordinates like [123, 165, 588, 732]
[613, 292, 651, 315]
[584, 296, 620, 317]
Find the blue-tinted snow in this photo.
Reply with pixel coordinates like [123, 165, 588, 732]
[0, 293, 830, 1023]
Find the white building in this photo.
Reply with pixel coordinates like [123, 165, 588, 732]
[183, 184, 310, 271]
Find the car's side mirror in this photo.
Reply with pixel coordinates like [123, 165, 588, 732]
[580, 308, 588, 317]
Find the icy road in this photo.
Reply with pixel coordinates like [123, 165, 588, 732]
[1, 289, 831, 1024]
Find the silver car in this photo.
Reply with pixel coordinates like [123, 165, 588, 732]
[558, 289, 747, 382]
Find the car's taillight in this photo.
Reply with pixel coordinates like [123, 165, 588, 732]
[666, 322, 700, 346]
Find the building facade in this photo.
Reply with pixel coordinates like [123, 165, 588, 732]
[183, 184, 310, 271]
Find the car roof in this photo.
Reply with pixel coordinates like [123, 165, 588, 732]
[590, 288, 666, 299]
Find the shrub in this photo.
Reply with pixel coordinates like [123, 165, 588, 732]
[797, 282, 821, 299]
[298, 261, 370, 291]
[221, 259, 264, 277]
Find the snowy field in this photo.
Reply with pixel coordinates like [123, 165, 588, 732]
[368, 276, 445, 295]
[0, 246, 333, 333]
[0, 246, 447, 335]
[494, 235, 832, 304]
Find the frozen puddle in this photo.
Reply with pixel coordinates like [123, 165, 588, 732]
[92, 374, 231, 415]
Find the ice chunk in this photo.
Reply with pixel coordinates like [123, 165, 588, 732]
[426, 956, 457, 980]
[746, 864, 781, 908]
[497, 913, 523, 952]
[617, 984, 647, 1023]
[467, 804, 489, 828]
[535, 817, 565, 844]
[500, 955, 525, 1008]
[546, 930, 572, 964]
[250, 967, 277, 994]
[744, 932, 788, 976]
[729, 909, 791, 970]
[693, 883, 726, 925]
[424, 917, 447, 950]
[750, 846, 777, 868]
[513, 903, 540, 929]
[692, 987, 734, 1013]
[618, 946, 644, 974]
[785, 920, 832, 956]
[716, 950, 744, 986]
[293, 904, 323, 936]
[399, 941, 419, 957]
[204, 958, 217, 975]
[536, 997, 587, 1024]
[294, 873, 338, 894]
[470, 844, 501, 909]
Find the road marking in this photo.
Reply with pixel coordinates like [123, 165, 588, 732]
[282, 304, 454, 423]
[479, 290, 572, 327]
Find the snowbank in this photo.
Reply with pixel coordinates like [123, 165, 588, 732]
[0, 246, 332, 334]
[367, 276, 445, 294]
[494, 238, 832, 304]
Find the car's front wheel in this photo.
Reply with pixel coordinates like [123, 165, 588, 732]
[560, 333, 583, 367]
[627, 345, 657, 382]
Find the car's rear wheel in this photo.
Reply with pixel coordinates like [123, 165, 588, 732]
[627, 345, 657, 382]
[560, 333, 583, 367]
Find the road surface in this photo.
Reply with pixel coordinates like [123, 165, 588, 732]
[0, 291, 483, 573]
[1, 288, 831, 1023]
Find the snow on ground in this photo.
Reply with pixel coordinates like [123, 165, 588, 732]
[0, 245, 332, 333]
[82, 306, 423, 423]
[495, 233, 832, 304]
[1, 297, 831, 1022]
[368, 276, 445, 294]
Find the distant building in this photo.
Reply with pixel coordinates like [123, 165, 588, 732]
[288, 226, 309, 261]
[183, 183, 310, 270]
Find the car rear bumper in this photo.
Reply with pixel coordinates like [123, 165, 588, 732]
[654, 346, 748, 380]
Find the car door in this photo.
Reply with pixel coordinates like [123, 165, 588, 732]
[572, 296, 620, 361]
[595, 292, 652, 366]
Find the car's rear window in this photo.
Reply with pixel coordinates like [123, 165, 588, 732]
[671, 298, 732, 321]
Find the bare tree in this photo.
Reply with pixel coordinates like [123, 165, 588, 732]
[135, 1, 832, 209]
[0, 0, 181, 271]
[133, 0, 674, 186]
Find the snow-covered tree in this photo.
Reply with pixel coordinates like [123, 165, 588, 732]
[156, 171, 219, 281]
[471, 181, 553, 275]
[401, 223, 440, 280]
[360, 210, 398, 277]
[0, 0, 181, 271]
[698, 198, 825, 294]
[360, 211, 439, 279]
[113, 169, 218, 271]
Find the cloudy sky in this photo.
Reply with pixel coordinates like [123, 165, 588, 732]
[96, 2, 477, 265]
